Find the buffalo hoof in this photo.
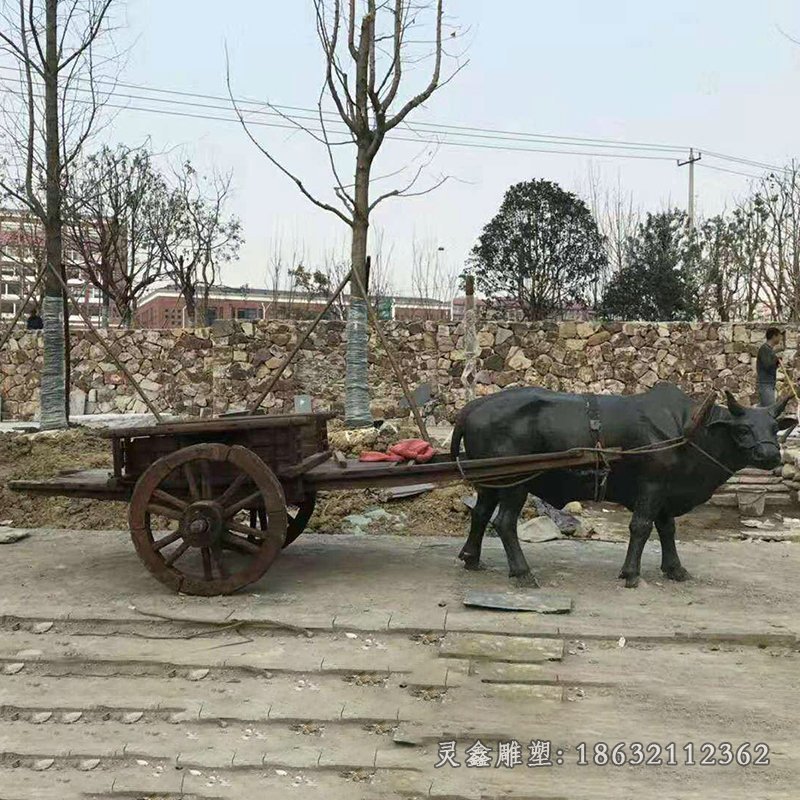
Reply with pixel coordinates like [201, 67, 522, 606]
[624, 575, 640, 589]
[663, 565, 691, 582]
[512, 571, 540, 588]
[458, 549, 483, 571]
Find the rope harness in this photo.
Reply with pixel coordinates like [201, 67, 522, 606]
[585, 394, 611, 502]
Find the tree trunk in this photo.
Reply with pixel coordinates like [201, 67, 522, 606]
[101, 270, 110, 327]
[184, 292, 196, 328]
[40, 0, 67, 430]
[62, 277, 70, 418]
[344, 147, 372, 428]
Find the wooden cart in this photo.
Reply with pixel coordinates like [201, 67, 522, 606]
[8, 411, 622, 596]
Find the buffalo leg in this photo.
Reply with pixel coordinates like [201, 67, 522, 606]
[655, 513, 691, 582]
[459, 488, 498, 570]
[618, 511, 653, 589]
[493, 488, 538, 587]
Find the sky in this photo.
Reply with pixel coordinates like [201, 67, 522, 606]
[105, 0, 800, 293]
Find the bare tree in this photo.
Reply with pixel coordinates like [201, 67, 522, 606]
[758, 165, 800, 322]
[265, 230, 308, 320]
[66, 143, 167, 328]
[410, 235, 457, 319]
[582, 164, 639, 306]
[0, 0, 116, 428]
[228, 0, 465, 427]
[153, 162, 243, 326]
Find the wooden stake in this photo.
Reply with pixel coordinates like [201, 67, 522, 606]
[248, 269, 352, 415]
[45, 263, 164, 422]
[0, 262, 48, 353]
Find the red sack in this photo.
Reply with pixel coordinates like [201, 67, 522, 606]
[388, 439, 436, 463]
[359, 451, 403, 462]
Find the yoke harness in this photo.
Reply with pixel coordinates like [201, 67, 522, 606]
[585, 394, 612, 502]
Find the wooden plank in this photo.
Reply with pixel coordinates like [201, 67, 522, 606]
[8, 470, 130, 501]
[100, 412, 335, 440]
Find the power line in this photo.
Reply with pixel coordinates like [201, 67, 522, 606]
[697, 163, 764, 180]
[0, 83, 682, 162]
[702, 149, 787, 174]
[0, 67, 790, 175]
[0, 65, 688, 155]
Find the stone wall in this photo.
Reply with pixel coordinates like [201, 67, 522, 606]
[1, 319, 796, 421]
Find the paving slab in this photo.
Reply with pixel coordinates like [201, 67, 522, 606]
[0, 528, 799, 798]
[439, 633, 564, 663]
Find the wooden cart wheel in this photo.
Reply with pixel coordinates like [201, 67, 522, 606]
[129, 443, 287, 596]
[249, 494, 316, 548]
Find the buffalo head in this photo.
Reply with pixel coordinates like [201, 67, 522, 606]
[708, 390, 794, 469]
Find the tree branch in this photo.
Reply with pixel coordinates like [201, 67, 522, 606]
[225, 50, 353, 227]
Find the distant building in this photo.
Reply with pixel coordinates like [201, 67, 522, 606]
[0, 208, 123, 327]
[135, 284, 451, 329]
[561, 301, 596, 322]
[451, 295, 595, 323]
[451, 295, 523, 322]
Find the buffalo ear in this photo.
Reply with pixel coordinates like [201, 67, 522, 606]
[707, 418, 735, 431]
[724, 390, 746, 417]
[771, 394, 791, 418]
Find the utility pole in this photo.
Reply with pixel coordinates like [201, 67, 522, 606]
[677, 148, 702, 231]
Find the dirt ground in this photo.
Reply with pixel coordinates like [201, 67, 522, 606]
[0, 429, 128, 529]
[0, 528, 798, 799]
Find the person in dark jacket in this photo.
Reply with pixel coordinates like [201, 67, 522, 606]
[25, 307, 43, 330]
[756, 327, 783, 406]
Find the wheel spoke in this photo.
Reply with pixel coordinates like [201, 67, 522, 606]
[228, 519, 267, 539]
[153, 530, 184, 552]
[222, 532, 261, 556]
[199, 460, 213, 500]
[164, 538, 192, 566]
[152, 489, 188, 512]
[211, 547, 229, 578]
[216, 472, 250, 510]
[224, 490, 264, 519]
[201, 547, 213, 581]
[147, 503, 183, 522]
[183, 463, 200, 502]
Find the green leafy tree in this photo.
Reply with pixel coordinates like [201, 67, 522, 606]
[601, 209, 701, 321]
[469, 179, 607, 320]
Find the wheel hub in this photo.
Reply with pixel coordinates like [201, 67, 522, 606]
[181, 501, 224, 547]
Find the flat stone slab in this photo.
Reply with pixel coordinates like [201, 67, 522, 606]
[463, 590, 572, 614]
[439, 633, 564, 663]
[470, 661, 557, 684]
[0, 528, 31, 544]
